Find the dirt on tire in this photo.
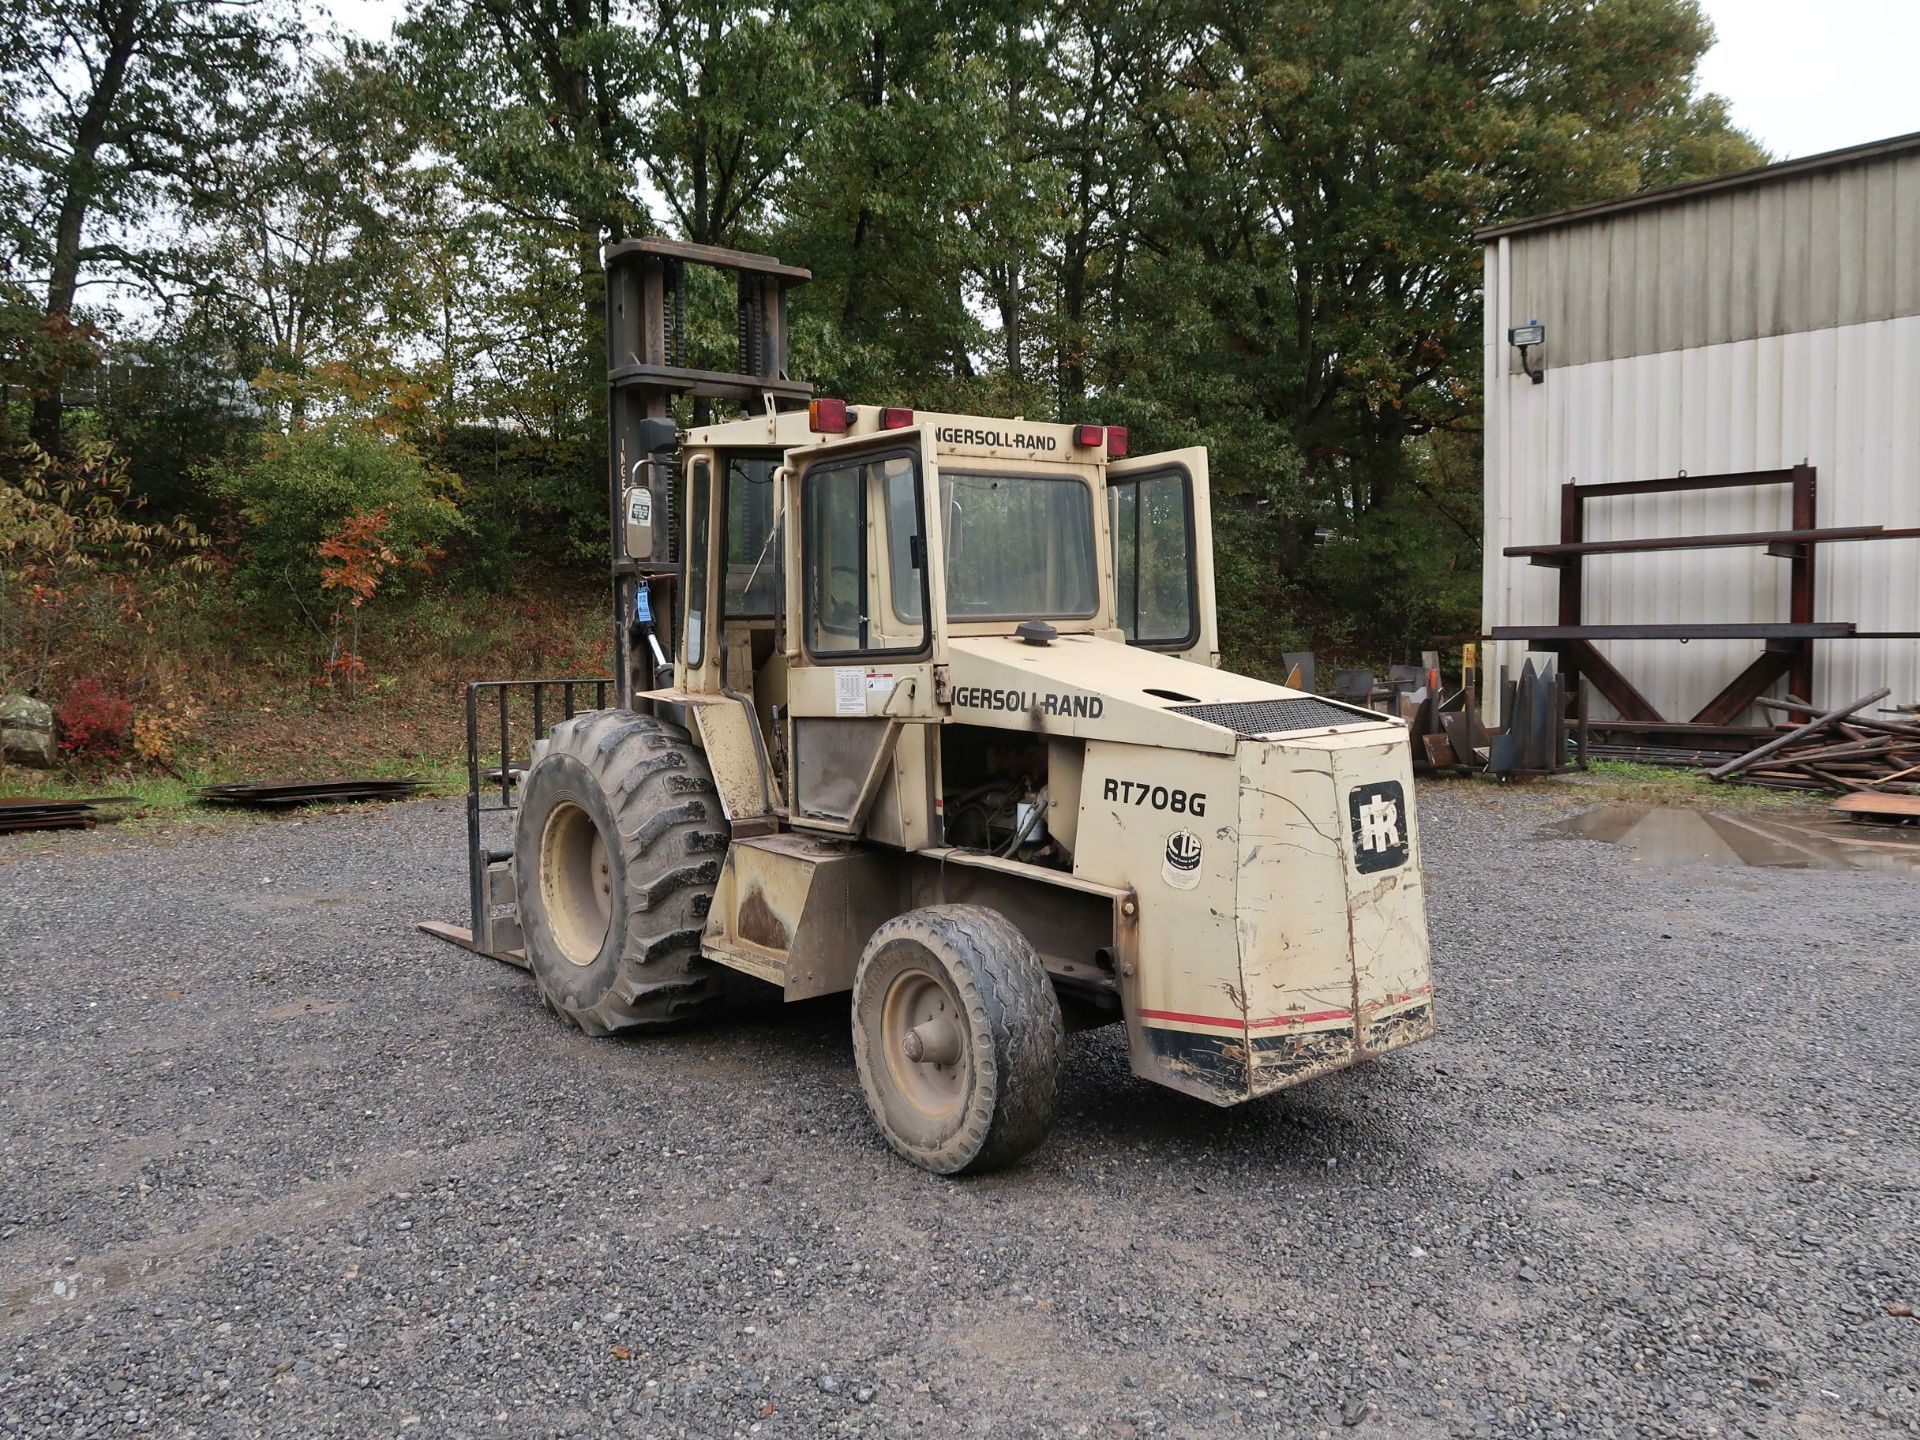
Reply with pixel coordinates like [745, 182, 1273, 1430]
[852, 903, 1065, 1174]
[513, 708, 729, 1035]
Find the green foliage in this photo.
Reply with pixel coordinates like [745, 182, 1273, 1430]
[5, 0, 1772, 680]
[430, 427, 603, 581]
[87, 337, 263, 524]
[0, 438, 215, 694]
[0, 0, 296, 445]
[1211, 503, 1309, 682]
[1300, 493, 1479, 658]
[180, 55, 444, 405]
[211, 424, 466, 627]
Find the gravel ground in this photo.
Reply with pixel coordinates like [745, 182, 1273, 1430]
[0, 784, 1915, 1439]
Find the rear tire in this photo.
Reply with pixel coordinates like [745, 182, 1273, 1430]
[514, 709, 728, 1034]
[851, 905, 1064, 1175]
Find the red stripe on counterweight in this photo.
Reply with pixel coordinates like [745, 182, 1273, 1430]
[1138, 984, 1431, 1033]
[1138, 1007, 1353, 1031]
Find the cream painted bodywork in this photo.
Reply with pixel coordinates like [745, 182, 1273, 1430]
[655, 409, 1433, 1106]
[991, 640, 1435, 1105]
[942, 635, 1377, 756]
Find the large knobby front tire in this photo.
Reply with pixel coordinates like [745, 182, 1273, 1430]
[851, 905, 1064, 1175]
[513, 709, 728, 1035]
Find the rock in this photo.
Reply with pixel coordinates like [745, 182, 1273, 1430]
[0, 694, 55, 768]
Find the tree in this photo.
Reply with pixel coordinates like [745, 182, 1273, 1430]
[0, 0, 294, 447]
[177, 55, 444, 416]
[775, 0, 1028, 389]
[395, 0, 642, 422]
[0, 436, 212, 694]
[638, 0, 827, 249]
[1023, 0, 1765, 665]
[1121, 0, 1765, 503]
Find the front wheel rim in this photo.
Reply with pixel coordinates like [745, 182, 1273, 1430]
[539, 801, 612, 966]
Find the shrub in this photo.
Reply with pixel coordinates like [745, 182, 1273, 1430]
[428, 427, 602, 582]
[56, 675, 133, 757]
[212, 421, 465, 628]
[130, 669, 201, 767]
[0, 439, 215, 695]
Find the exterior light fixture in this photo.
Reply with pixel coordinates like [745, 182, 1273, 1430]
[1508, 319, 1546, 385]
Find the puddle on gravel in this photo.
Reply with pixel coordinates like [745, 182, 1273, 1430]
[1546, 804, 1920, 875]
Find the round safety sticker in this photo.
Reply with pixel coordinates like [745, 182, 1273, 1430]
[1162, 829, 1203, 890]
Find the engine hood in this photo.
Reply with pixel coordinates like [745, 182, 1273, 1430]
[943, 635, 1390, 754]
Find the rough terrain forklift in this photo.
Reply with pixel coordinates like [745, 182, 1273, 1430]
[423, 239, 1434, 1174]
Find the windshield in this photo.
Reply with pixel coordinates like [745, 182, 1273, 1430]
[932, 473, 1098, 620]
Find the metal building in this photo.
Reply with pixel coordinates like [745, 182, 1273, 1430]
[1479, 133, 1920, 737]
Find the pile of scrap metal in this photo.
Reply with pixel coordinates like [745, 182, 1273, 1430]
[1706, 689, 1920, 803]
[1319, 649, 1579, 780]
[195, 778, 424, 808]
[0, 796, 133, 834]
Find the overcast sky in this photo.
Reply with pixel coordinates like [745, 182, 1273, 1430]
[1698, 0, 1920, 157]
[320, 0, 1920, 163]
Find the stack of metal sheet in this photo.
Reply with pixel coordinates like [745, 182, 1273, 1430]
[194, 778, 424, 808]
[0, 796, 134, 834]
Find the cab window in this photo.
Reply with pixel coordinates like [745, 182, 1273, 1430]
[1109, 468, 1196, 647]
[684, 458, 712, 665]
[801, 450, 928, 658]
[939, 473, 1097, 620]
[724, 454, 779, 617]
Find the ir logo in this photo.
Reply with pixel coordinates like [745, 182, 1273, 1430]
[1346, 781, 1409, 874]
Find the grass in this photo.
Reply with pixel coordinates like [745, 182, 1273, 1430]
[1541, 759, 1826, 812]
[0, 768, 261, 839]
[0, 758, 472, 845]
[3, 575, 605, 847]
[1, 769, 202, 811]
[2, 683, 480, 843]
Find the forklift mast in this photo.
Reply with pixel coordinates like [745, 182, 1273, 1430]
[602, 238, 813, 707]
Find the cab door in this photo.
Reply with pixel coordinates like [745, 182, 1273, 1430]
[1106, 447, 1217, 667]
[781, 427, 946, 834]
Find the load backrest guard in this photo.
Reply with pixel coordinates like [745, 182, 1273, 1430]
[603, 238, 813, 705]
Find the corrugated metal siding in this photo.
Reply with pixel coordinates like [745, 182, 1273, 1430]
[1482, 314, 1920, 723]
[1504, 151, 1920, 373]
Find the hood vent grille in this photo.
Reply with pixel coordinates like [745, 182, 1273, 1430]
[1169, 698, 1379, 738]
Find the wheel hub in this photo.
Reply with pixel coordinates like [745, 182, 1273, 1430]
[901, 1017, 961, 1065]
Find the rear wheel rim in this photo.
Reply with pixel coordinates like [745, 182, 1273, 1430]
[539, 801, 612, 966]
[879, 965, 968, 1120]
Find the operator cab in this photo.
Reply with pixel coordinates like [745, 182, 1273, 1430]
[654, 405, 1218, 852]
